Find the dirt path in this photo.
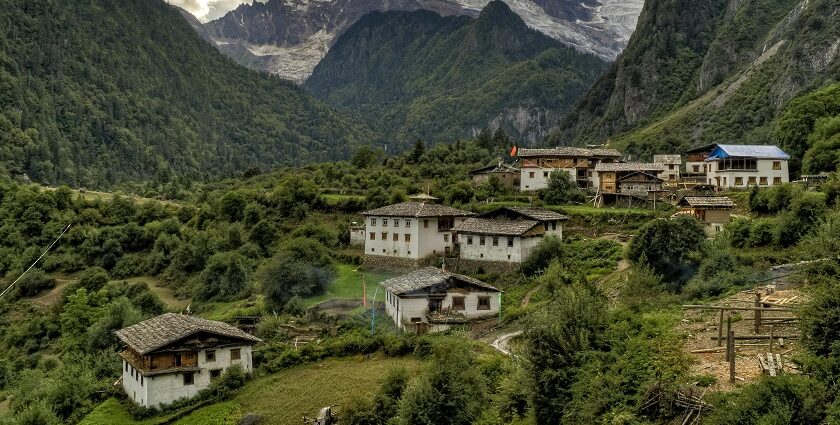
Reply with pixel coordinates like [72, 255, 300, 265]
[491, 331, 523, 356]
[32, 279, 72, 306]
[520, 284, 542, 307]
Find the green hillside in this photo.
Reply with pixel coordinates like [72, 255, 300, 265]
[0, 0, 373, 187]
[552, 0, 840, 169]
[304, 1, 607, 148]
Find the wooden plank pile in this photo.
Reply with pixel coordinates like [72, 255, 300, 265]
[757, 353, 785, 376]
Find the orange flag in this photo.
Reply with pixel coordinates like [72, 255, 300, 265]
[510, 145, 518, 157]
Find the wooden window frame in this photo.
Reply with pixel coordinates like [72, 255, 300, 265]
[451, 296, 465, 311]
[477, 296, 491, 311]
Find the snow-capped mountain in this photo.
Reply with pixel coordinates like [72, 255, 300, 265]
[199, 0, 643, 82]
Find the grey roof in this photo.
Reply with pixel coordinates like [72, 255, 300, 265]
[679, 196, 736, 208]
[517, 147, 621, 158]
[711, 144, 790, 160]
[491, 206, 569, 221]
[381, 267, 499, 295]
[653, 154, 682, 164]
[617, 171, 664, 182]
[361, 202, 474, 218]
[469, 163, 520, 174]
[116, 313, 261, 355]
[408, 193, 439, 201]
[595, 162, 666, 172]
[453, 218, 541, 236]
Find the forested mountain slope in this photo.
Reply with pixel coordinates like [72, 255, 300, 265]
[0, 0, 373, 187]
[552, 0, 840, 167]
[304, 1, 608, 148]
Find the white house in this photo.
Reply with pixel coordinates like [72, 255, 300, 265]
[382, 267, 501, 333]
[653, 154, 682, 183]
[361, 199, 473, 260]
[116, 313, 261, 408]
[517, 147, 622, 191]
[685, 144, 790, 189]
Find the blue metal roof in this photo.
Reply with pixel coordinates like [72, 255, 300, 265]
[706, 144, 790, 160]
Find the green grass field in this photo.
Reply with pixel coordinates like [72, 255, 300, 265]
[303, 264, 395, 307]
[81, 356, 420, 425]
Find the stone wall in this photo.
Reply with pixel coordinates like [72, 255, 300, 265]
[450, 258, 521, 274]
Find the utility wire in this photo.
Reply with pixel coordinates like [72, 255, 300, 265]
[0, 223, 72, 300]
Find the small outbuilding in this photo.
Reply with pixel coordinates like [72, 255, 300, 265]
[676, 196, 736, 234]
[382, 267, 500, 334]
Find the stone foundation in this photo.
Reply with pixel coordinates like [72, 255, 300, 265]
[449, 258, 521, 274]
[361, 255, 431, 272]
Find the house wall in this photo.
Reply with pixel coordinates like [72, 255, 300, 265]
[519, 167, 575, 191]
[385, 291, 500, 331]
[124, 346, 254, 408]
[704, 209, 731, 225]
[459, 234, 524, 263]
[706, 159, 789, 189]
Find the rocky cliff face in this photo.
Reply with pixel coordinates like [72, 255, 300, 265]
[199, 0, 642, 81]
[304, 2, 607, 148]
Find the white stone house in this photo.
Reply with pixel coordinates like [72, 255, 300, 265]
[653, 154, 682, 183]
[517, 147, 622, 191]
[382, 267, 501, 333]
[685, 144, 790, 189]
[116, 313, 261, 408]
[361, 200, 474, 260]
[453, 218, 545, 263]
[477, 205, 567, 239]
[676, 196, 736, 234]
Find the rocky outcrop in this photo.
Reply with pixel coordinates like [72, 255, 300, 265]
[194, 0, 643, 80]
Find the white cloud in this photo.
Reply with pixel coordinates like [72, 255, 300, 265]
[167, 0, 255, 22]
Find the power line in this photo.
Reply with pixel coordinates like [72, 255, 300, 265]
[0, 223, 72, 300]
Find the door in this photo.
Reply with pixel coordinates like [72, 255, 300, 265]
[175, 354, 182, 367]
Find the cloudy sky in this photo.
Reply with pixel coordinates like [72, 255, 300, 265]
[167, 0, 255, 22]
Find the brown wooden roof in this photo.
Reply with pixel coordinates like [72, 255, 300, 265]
[115, 313, 261, 355]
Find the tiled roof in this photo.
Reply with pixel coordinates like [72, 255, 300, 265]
[361, 202, 474, 218]
[517, 147, 621, 158]
[493, 206, 569, 221]
[679, 196, 736, 208]
[653, 154, 682, 164]
[469, 163, 520, 174]
[594, 162, 666, 172]
[408, 193, 439, 201]
[708, 144, 790, 160]
[453, 218, 540, 236]
[381, 267, 499, 295]
[617, 171, 664, 182]
[115, 313, 261, 355]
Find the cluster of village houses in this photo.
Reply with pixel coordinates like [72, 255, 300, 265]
[115, 143, 794, 407]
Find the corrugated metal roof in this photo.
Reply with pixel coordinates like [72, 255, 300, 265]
[381, 267, 500, 295]
[706, 144, 790, 160]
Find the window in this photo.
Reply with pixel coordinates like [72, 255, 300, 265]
[735, 177, 743, 186]
[492, 237, 499, 246]
[370, 218, 376, 226]
[231, 348, 241, 360]
[760, 177, 768, 185]
[477, 296, 491, 311]
[529, 172, 535, 178]
[394, 219, 399, 227]
[124, 361, 128, 372]
[452, 297, 465, 311]
[693, 165, 700, 173]
[773, 161, 781, 170]
[773, 177, 782, 185]
[404, 234, 411, 242]
[669, 164, 675, 170]
[507, 237, 514, 247]
[423, 219, 429, 228]
[210, 369, 222, 380]
[140, 375, 144, 386]
[479, 236, 486, 246]
[405, 220, 411, 227]
[410, 317, 422, 323]
[543, 171, 549, 178]
[369, 232, 375, 240]
[393, 233, 398, 241]
[206, 350, 216, 362]
[183, 372, 194, 385]
[552, 222, 557, 230]
[543, 223, 549, 231]
[467, 236, 473, 245]
[382, 219, 388, 226]
[748, 177, 757, 186]
[443, 234, 449, 242]
[381, 232, 387, 240]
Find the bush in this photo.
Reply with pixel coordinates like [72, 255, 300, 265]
[703, 375, 828, 425]
[194, 253, 248, 301]
[15, 268, 54, 297]
[521, 236, 563, 276]
[627, 216, 706, 287]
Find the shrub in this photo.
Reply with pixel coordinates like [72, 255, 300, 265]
[521, 236, 563, 276]
[15, 268, 54, 297]
[627, 216, 706, 287]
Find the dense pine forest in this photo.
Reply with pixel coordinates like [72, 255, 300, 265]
[0, 0, 373, 188]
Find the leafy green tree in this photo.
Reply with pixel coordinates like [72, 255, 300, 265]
[351, 145, 380, 169]
[524, 283, 608, 425]
[774, 191, 828, 247]
[540, 172, 585, 205]
[410, 140, 426, 163]
[15, 268, 54, 297]
[194, 253, 248, 301]
[397, 340, 486, 425]
[703, 375, 828, 425]
[249, 219, 278, 251]
[627, 216, 706, 286]
[258, 257, 332, 312]
[86, 297, 142, 351]
[521, 235, 563, 275]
